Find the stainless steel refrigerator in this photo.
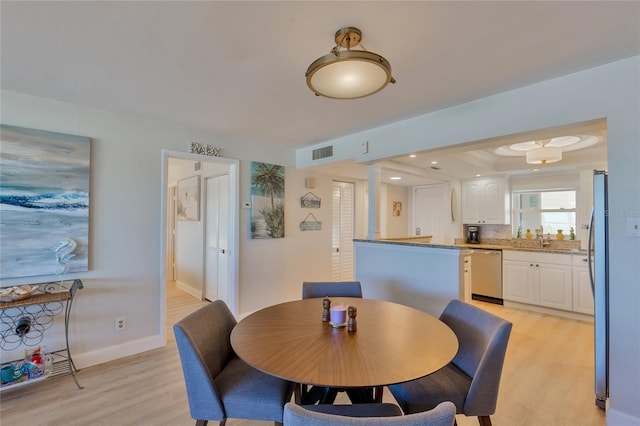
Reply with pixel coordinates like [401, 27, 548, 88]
[588, 170, 609, 409]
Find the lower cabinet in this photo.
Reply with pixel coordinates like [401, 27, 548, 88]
[503, 250, 593, 315]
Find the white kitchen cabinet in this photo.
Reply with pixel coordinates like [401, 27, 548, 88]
[503, 251, 572, 311]
[572, 255, 595, 314]
[461, 177, 510, 224]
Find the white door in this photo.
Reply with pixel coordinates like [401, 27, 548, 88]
[332, 181, 355, 281]
[205, 174, 230, 303]
[414, 185, 444, 240]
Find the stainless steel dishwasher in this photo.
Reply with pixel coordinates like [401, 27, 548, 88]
[469, 249, 503, 304]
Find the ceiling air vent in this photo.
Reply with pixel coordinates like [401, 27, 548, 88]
[312, 145, 333, 161]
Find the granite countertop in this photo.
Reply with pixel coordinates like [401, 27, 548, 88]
[354, 238, 587, 255]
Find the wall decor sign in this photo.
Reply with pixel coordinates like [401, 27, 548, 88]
[250, 161, 284, 239]
[300, 213, 322, 231]
[189, 141, 220, 157]
[177, 175, 200, 221]
[0, 125, 91, 279]
[300, 192, 321, 208]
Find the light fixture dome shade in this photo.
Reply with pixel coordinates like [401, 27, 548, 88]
[526, 146, 562, 164]
[306, 51, 393, 99]
[306, 27, 394, 99]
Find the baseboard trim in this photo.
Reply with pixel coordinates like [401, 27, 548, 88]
[503, 300, 594, 322]
[72, 335, 164, 369]
[175, 280, 202, 299]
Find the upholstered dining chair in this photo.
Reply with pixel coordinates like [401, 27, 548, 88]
[173, 300, 295, 426]
[300, 280, 366, 404]
[283, 401, 457, 426]
[389, 299, 512, 426]
[301, 281, 363, 299]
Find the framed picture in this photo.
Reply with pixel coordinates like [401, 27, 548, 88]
[0, 125, 91, 279]
[250, 161, 284, 239]
[393, 201, 402, 217]
[177, 175, 200, 221]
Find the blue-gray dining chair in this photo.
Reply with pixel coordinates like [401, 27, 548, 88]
[174, 300, 295, 426]
[389, 299, 512, 426]
[283, 401, 456, 426]
[301, 281, 363, 299]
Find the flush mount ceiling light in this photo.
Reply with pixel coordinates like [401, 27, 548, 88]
[525, 139, 562, 164]
[306, 27, 395, 99]
[493, 135, 602, 164]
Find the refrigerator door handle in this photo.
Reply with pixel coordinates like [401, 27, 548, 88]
[587, 207, 595, 296]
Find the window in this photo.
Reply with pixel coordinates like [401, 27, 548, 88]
[513, 190, 576, 236]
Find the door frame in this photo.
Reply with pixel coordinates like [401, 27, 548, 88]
[160, 149, 239, 343]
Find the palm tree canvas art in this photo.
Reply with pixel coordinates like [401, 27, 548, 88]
[250, 161, 285, 239]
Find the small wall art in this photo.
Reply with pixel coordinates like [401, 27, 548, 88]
[393, 201, 402, 217]
[300, 192, 321, 208]
[300, 213, 322, 231]
[250, 161, 285, 239]
[177, 175, 200, 221]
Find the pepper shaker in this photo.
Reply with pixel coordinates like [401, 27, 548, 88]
[347, 306, 357, 332]
[322, 297, 331, 322]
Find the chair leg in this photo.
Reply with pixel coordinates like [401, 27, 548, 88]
[374, 385, 384, 403]
[195, 420, 208, 426]
[274, 422, 283, 426]
[478, 415, 492, 426]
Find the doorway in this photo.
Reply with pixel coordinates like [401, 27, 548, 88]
[161, 150, 240, 341]
[332, 181, 355, 280]
[413, 184, 445, 242]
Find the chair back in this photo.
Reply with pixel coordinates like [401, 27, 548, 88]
[173, 300, 237, 422]
[439, 299, 512, 415]
[283, 401, 456, 426]
[301, 281, 363, 299]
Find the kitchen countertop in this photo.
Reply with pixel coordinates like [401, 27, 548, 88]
[354, 239, 587, 255]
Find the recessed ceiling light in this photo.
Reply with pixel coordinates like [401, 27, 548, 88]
[431, 161, 438, 164]
[390, 176, 402, 180]
[533, 168, 540, 172]
[409, 154, 417, 158]
[475, 174, 481, 177]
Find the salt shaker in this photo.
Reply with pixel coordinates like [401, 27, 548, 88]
[347, 306, 357, 332]
[322, 297, 331, 322]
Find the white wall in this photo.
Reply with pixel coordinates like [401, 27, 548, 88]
[0, 90, 338, 367]
[298, 56, 640, 425]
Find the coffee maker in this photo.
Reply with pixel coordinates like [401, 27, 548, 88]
[467, 226, 480, 244]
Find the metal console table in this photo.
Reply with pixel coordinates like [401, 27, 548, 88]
[0, 279, 83, 390]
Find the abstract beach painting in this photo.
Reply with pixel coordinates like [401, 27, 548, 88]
[0, 125, 91, 279]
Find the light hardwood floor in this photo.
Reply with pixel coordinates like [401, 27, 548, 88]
[1, 283, 605, 426]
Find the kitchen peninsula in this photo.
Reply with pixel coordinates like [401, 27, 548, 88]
[354, 237, 589, 319]
[354, 239, 465, 316]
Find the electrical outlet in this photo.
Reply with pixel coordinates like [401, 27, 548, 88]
[115, 316, 126, 331]
[628, 217, 640, 237]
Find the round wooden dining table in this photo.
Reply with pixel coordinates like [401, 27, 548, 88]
[230, 297, 458, 401]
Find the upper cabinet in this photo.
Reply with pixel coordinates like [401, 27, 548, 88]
[461, 176, 510, 224]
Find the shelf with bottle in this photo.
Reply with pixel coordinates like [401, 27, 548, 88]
[0, 279, 83, 390]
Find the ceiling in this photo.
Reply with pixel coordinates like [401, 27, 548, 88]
[1, 1, 638, 182]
